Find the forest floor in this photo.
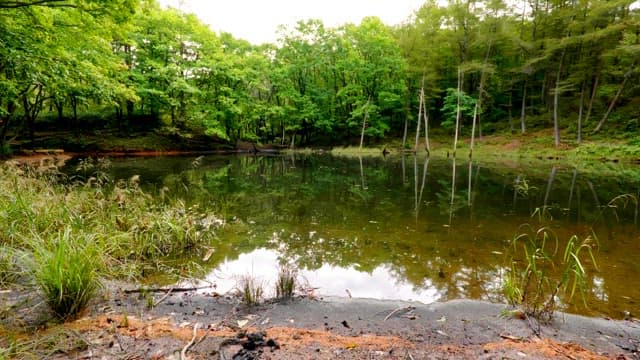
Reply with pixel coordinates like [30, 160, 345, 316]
[2, 283, 639, 359]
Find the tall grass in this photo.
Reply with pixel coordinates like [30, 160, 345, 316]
[236, 275, 264, 306]
[0, 160, 225, 319]
[503, 226, 598, 323]
[33, 229, 102, 320]
[275, 265, 298, 300]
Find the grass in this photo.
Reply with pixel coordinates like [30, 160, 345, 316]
[236, 274, 264, 306]
[0, 245, 22, 287]
[0, 161, 225, 321]
[275, 265, 298, 300]
[33, 229, 102, 320]
[503, 225, 599, 324]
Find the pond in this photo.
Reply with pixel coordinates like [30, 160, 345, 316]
[83, 154, 640, 319]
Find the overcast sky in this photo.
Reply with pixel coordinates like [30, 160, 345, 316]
[158, 0, 425, 45]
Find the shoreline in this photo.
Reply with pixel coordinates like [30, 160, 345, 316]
[3, 285, 638, 359]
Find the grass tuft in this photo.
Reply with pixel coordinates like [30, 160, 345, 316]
[33, 229, 102, 321]
[236, 275, 264, 306]
[275, 265, 298, 301]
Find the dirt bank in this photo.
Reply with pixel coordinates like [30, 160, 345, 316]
[2, 284, 638, 359]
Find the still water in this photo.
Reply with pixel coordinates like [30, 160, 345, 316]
[93, 154, 640, 318]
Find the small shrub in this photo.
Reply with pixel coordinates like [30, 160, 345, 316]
[236, 275, 263, 306]
[34, 229, 102, 321]
[275, 265, 298, 300]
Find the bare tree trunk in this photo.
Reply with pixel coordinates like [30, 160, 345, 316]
[577, 81, 585, 144]
[520, 78, 527, 134]
[359, 99, 370, 150]
[593, 62, 634, 133]
[423, 99, 430, 154]
[402, 114, 409, 149]
[402, 91, 410, 149]
[553, 50, 566, 147]
[415, 88, 423, 152]
[584, 69, 600, 125]
[471, 40, 493, 149]
[453, 69, 463, 158]
[508, 89, 514, 133]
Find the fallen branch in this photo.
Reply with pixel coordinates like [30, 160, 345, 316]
[123, 285, 214, 294]
[180, 323, 200, 360]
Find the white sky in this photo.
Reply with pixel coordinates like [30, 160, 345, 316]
[158, 0, 426, 45]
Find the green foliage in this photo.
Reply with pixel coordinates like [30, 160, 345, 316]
[504, 226, 598, 323]
[33, 229, 102, 321]
[440, 88, 477, 131]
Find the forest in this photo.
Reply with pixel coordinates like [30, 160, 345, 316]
[1, 0, 639, 156]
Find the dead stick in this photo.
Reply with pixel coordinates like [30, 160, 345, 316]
[153, 288, 173, 307]
[181, 323, 200, 360]
[384, 306, 415, 322]
[123, 285, 213, 294]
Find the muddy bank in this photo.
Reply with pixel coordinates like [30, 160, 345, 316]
[3, 284, 638, 359]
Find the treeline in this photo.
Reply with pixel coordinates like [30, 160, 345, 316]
[1, 0, 638, 155]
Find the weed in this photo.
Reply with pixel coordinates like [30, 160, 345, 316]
[33, 229, 102, 321]
[275, 265, 298, 300]
[503, 226, 598, 323]
[237, 275, 264, 306]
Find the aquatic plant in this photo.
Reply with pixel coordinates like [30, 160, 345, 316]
[275, 265, 298, 300]
[503, 226, 598, 324]
[237, 275, 264, 306]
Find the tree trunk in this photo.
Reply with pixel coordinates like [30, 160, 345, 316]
[453, 69, 463, 157]
[423, 98, 430, 154]
[593, 62, 634, 133]
[584, 68, 600, 125]
[401, 93, 409, 149]
[577, 81, 586, 144]
[359, 100, 369, 150]
[520, 78, 527, 134]
[507, 90, 513, 133]
[415, 87, 423, 152]
[553, 49, 566, 147]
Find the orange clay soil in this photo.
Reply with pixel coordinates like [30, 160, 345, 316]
[44, 314, 618, 360]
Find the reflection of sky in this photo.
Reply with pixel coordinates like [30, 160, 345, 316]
[203, 248, 439, 303]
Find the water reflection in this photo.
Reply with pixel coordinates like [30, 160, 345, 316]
[204, 248, 439, 303]
[87, 154, 640, 318]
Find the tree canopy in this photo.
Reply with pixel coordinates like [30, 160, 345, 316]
[1, 0, 638, 155]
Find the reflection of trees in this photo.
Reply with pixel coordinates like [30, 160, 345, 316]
[97, 155, 640, 316]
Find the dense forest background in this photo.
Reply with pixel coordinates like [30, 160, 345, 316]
[1, 0, 638, 155]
